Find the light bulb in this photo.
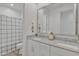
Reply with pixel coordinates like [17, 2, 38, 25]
[10, 4, 14, 7]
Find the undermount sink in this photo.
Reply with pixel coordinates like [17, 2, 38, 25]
[57, 43, 78, 50]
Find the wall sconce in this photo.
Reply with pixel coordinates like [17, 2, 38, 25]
[38, 24, 41, 33]
[32, 22, 34, 33]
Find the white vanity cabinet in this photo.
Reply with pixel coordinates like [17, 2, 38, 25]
[28, 39, 39, 56]
[27, 37, 79, 56]
[28, 38, 50, 56]
[50, 46, 79, 56]
[39, 43, 50, 56]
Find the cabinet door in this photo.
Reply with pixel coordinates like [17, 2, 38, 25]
[50, 46, 79, 56]
[28, 39, 33, 56]
[28, 39, 39, 56]
[32, 40, 39, 56]
[39, 43, 50, 56]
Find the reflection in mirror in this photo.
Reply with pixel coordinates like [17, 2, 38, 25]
[38, 9, 47, 33]
[37, 3, 77, 35]
[60, 9, 74, 35]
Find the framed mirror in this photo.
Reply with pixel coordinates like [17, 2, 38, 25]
[37, 3, 78, 36]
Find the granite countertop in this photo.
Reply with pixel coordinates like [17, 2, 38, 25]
[27, 34, 79, 53]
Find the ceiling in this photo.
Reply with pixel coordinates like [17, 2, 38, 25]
[0, 3, 24, 13]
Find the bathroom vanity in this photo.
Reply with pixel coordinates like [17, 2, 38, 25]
[25, 3, 79, 56]
[27, 34, 79, 56]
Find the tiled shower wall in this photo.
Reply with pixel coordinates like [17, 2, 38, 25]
[0, 15, 23, 56]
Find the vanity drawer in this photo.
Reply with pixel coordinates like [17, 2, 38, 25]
[50, 46, 79, 56]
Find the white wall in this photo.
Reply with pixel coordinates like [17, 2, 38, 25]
[37, 3, 50, 9]
[23, 3, 37, 55]
[0, 6, 22, 18]
[23, 3, 37, 35]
